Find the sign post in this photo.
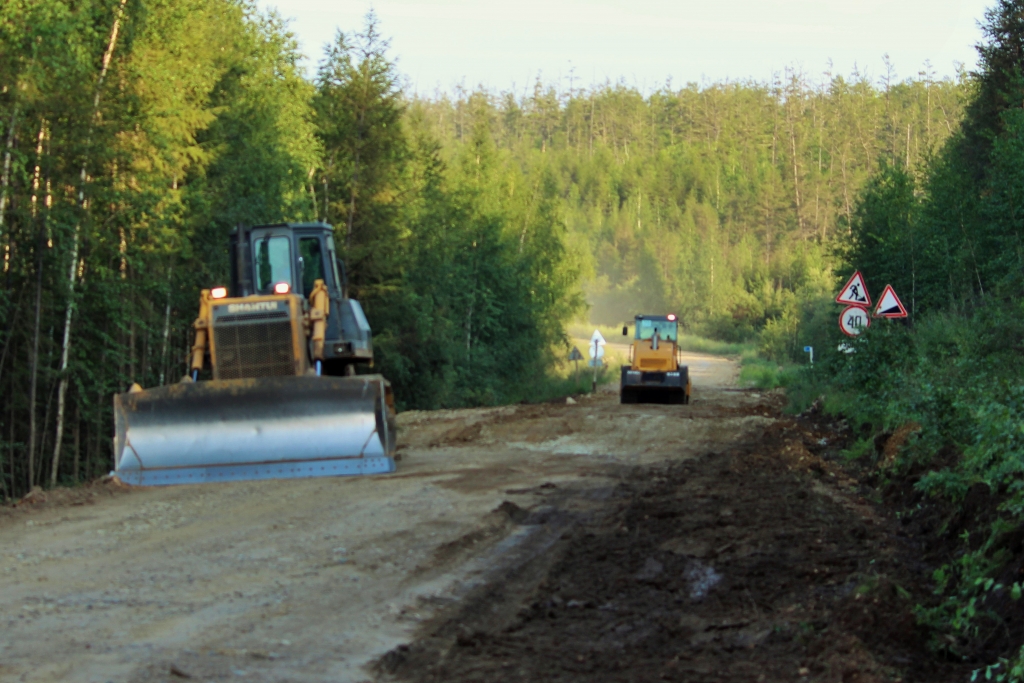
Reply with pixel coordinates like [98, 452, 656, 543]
[589, 330, 606, 393]
[568, 346, 584, 383]
[803, 346, 814, 364]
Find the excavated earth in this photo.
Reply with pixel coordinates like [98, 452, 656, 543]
[0, 352, 966, 682]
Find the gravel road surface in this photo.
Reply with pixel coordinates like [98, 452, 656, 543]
[2, 352, 950, 683]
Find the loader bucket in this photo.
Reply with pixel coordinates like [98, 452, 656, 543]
[113, 375, 396, 486]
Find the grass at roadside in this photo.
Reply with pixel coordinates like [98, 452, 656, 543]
[521, 345, 627, 404]
[738, 356, 802, 390]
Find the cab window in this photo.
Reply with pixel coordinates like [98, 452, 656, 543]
[299, 237, 326, 297]
[255, 235, 292, 293]
[636, 319, 678, 342]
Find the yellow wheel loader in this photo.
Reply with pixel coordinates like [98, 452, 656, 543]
[620, 314, 691, 404]
[112, 223, 396, 486]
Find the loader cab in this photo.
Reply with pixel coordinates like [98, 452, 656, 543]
[633, 315, 678, 343]
[229, 223, 373, 375]
[624, 315, 679, 347]
[625, 314, 680, 365]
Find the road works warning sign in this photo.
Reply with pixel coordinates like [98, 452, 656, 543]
[874, 285, 908, 318]
[836, 271, 871, 307]
[839, 306, 871, 337]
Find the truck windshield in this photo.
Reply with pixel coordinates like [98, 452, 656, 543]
[256, 235, 292, 293]
[636, 319, 678, 342]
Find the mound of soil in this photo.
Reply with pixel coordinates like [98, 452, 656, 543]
[377, 414, 967, 683]
[0, 476, 133, 524]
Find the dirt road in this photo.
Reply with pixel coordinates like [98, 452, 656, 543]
[0, 352, 958, 682]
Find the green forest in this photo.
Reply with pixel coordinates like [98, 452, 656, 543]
[0, 0, 975, 497]
[790, 1, 1024, 677]
[6, 0, 1024, 674]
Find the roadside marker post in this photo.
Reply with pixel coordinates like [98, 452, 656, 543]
[569, 346, 584, 383]
[589, 330, 606, 394]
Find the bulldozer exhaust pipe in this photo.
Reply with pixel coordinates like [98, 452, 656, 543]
[113, 375, 396, 486]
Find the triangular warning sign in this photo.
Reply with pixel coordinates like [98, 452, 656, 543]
[836, 271, 871, 307]
[874, 285, 908, 318]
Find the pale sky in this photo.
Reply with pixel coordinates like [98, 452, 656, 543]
[260, 0, 993, 94]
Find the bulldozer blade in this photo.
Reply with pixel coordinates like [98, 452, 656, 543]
[113, 375, 396, 486]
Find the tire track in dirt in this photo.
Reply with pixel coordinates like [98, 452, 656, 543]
[375, 411, 969, 683]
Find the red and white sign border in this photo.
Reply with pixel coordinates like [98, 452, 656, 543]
[836, 270, 872, 307]
[873, 284, 908, 319]
[839, 305, 871, 337]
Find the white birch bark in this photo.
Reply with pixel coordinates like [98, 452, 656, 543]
[0, 103, 18, 271]
[158, 263, 173, 386]
[26, 121, 46, 489]
[50, 0, 128, 486]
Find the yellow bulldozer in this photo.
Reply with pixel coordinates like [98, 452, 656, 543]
[112, 223, 396, 486]
[620, 314, 691, 404]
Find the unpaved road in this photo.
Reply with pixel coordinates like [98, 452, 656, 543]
[0, 352, 959, 682]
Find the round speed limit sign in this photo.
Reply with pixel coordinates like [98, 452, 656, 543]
[839, 305, 871, 337]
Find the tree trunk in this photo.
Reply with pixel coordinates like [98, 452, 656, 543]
[789, 123, 803, 235]
[129, 311, 136, 383]
[50, 0, 128, 487]
[465, 299, 473, 356]
[4, 370, 13, 500]
[346, 149, 359, 248]
[49, 239, 78, 486]
[27, 241, 43, 489]
[73, 403, 81, 483]
[841, 154, 852, 233]
[0, 101, 18, 248]
[95, 383, 105, 478]
[322, 174, 329, 223]
[39, 376, 57, 486]
[307, 167, 317, 220]
[0, 286, 24, 391]
[158, 263, 173, 385]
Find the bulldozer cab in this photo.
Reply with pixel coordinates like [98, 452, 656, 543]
[229, 223, 372, 373]
[232, 224, 341, 297]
